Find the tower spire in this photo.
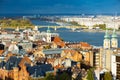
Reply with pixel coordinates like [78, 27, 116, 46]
[104, 29, 110, 39]
[16, 27, 19, 32]
[47, 26, 51, 33]
[103, 29, 110, 49]
[111, 28, 118, 48]
[112, 29, 117, 39]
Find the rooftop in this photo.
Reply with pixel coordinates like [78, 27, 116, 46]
[43, 48, 64, 55]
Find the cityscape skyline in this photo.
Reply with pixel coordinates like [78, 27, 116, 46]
[0, 0, 120, 80]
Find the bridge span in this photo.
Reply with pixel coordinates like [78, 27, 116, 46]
[38, 26, 86, 31]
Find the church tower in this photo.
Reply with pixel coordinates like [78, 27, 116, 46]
[46, 26, 51, 43]
[15, 27, 19, 32]
[111, 29, 118, 48]
[33, 26, 38, 31]
[103, 29, 110, 49]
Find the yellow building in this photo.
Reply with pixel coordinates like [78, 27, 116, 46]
[81, 50, 93, 66]
[61, 49, 82, 62]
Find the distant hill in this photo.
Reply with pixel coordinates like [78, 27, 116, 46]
[0, 18, 34, 29]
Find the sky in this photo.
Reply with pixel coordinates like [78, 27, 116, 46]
[0, 0, 120, 15]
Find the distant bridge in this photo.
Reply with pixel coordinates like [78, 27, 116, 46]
[38, 26, 87, 31]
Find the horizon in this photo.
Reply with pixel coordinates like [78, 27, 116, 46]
[0, 0, 120, 15]
[0, 13, 120, 17]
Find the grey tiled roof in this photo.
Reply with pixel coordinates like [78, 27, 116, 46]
[4, 56, 22, 70]
[27, 64, 53, 77]
[19, 49, 27, 55]
[0, 56, 53, 78]
[43, 48, 64, 55]
[0, 61, 5, 68]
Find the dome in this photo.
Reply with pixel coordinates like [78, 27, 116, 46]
[104, 29, 110, 39]
[112, 29, 117, 38]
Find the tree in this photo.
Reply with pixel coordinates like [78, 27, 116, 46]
[69, 21, 80, 26]
[87, 68, 94, 80]
[104, 72, 112, 80]
[0, 18, 33, 29]
[60, 72, 70, 80]
[93, 24, 106, 30]
[44, 73, 55, 80]
[56, 72, 71, 80]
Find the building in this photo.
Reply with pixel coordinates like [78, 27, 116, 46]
[94, 29, 119, 80]
[99, 48, 113, 71]
[111, 48, 120, 80]
[61, 16, 120, 29]
[33, 48, 63, 58]
[52, 36, 66, 48]
[61, 49, 82, 62]
[93, 49, 100, 68]
[18, 40, 33, 51]
[80, 50, 93, 66]
[0, 56, 53, 80]
[8, 41, 19, 54]
[66, 42, 93, 66]
[103, 29, 110, 49]
[33, 27, 59, 43]
[95, 29, 118, 70]
[111, 29, 118, 48]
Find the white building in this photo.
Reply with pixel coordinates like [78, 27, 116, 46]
[61, 16, 120, 29]
[33, 26, 59, 43]
[8, 41, 19, 54]
[111, 54, 120, 80]
[18, 40, 33, 50]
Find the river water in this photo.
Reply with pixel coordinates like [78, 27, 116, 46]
[31, 20, 120, 47]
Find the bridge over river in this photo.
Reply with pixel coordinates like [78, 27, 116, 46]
[38, 26, 87, 31]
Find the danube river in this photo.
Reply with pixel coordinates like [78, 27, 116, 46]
[32, 20, 120, 47]
[39, 27, 120, 47]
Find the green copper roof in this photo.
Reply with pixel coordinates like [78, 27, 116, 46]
[47, 26, 51, 33]
[112, 29, 117, 38]
[104, 29, 110, 39]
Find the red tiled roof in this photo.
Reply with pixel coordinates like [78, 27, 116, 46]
[80, 42, 91, 47]
[0, 50, 4, 55]
[62, 49, 82, 61]
[63, 49, 77, 55]
[53, 36, 66, 47]
[19, 56, 31, 67]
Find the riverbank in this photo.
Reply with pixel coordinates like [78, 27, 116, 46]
[78, 28, 120, 35]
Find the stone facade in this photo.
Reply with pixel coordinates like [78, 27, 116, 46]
[61, 49, 82, 62]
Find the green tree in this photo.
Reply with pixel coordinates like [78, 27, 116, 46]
[69, 21, 80, 26]
[104, 72, 112, 80]
[87, 68, 94, 80]
[28, 77, 44, 80]
[0, 18, 33, 29]
[93, 24, 106, 30]
[44, 73, 55, 80]
[56, 72, 71, 80]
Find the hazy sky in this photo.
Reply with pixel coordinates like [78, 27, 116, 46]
[0, 0, 120, 14]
